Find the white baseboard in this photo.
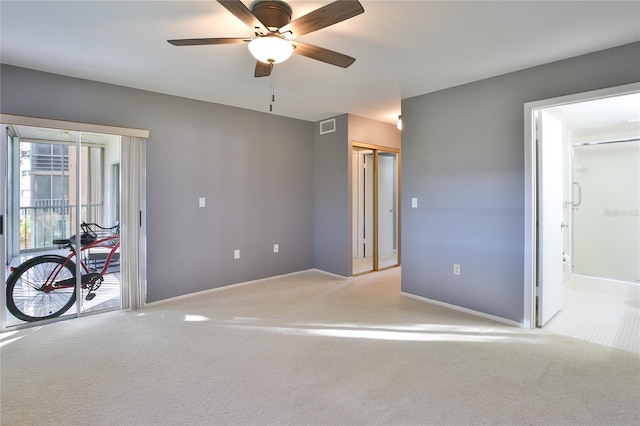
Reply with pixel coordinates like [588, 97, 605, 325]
[401, 291, 524, 328]
[569, 274, 640, 299]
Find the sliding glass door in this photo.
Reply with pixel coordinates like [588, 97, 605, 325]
[1, 116, 147, 329]
[79, 133, 123, 315]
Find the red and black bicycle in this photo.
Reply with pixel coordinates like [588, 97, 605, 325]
[6, 222, 120, 322]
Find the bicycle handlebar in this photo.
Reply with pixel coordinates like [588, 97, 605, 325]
[53, 222, 119, 248]
[81, 222, 120, 236]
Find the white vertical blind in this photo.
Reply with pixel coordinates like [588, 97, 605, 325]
[120, 137, 147, 309]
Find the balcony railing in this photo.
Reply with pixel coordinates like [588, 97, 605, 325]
[19, 203, 103, 251]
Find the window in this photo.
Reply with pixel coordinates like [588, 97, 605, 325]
[31, 143, 69, 172]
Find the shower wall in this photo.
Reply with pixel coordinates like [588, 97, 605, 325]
[572, 139, 640, 283]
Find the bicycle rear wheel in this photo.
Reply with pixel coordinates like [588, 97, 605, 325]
[6, 255, 77, 322]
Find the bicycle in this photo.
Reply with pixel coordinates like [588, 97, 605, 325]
[6, 222, 120, 322]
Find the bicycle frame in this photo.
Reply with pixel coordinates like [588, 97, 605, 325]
[44, 234, 120, 291]
[78, 233, 121, 276]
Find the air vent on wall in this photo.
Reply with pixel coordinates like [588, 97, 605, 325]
[319, 118, 336, 135]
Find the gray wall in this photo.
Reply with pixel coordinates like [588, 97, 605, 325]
[313, 114, 351, 277]
[1, 65, 315, 302]
[401, 42, 640, 323]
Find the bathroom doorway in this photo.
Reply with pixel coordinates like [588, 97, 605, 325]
[527, 85, 639, 353]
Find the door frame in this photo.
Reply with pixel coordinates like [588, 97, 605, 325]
[351, 142, 401, 275]
[523, 82, 640, 329]
[0, 126, 7, 330]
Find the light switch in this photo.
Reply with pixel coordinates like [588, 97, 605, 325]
[411, 198, 418, 208]
[199, 197, 206, 208]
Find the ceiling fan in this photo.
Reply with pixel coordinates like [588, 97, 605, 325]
[168, 0, 364, 77]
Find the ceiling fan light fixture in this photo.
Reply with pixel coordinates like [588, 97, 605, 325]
[248, 35, 294, 64]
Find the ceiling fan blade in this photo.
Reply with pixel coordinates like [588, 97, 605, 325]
[217, 0, 268, 35]
[168, 38, 249, 46]
[291, 41, 355, 68]
[255, 61, 273, 78]
[279, 0, 364, 38]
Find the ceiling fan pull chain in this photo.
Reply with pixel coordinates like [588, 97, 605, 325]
[269, 71, 275, 112]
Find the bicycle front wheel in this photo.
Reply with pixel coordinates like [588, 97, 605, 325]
[6, 255, 77, 322]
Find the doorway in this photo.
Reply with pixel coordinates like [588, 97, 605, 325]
[351, 143, 400, 275]
[1, 115, 148, 330]
[524, 83, 640, 353]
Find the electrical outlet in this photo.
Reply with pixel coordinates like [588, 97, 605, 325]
[273, 244, 279, 253]
[234, 249, 240, 259]
[199, 197, 206, 208]
[411, 197, 418, 208]
[453, 264, 461, 276]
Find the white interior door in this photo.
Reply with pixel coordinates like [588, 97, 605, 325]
[537, 111, 565, 326]
[353, 149, 373, 259]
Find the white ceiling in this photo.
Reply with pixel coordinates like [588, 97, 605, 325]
[1, 1, 639, 125]
[546, 93, 640, 136]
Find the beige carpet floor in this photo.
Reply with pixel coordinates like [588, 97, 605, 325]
[1, 268, 639, 425]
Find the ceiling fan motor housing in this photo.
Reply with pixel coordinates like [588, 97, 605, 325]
[251, 0, 292, 31]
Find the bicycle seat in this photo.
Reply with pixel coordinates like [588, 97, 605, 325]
[53, 233, 97, 247]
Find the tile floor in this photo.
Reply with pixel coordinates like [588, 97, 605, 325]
[544, 275, 640, 354]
